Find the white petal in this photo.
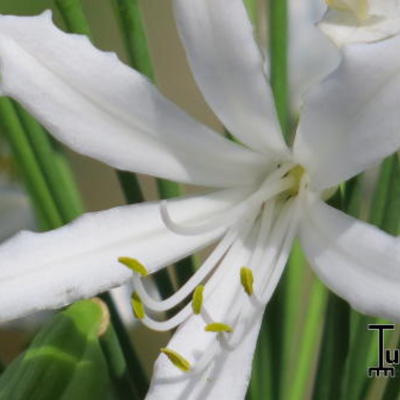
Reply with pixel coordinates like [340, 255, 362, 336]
[294, 36, 400, 190]
[0, 12, 267, 188]
[146, 198, 299, 399]
[320, 0, 400, 46]
[288, 0, 340, 114]
[146, 223, 261, 400]
[173, 0, 287, 156]
[0, 188, 249, 322]
[300, 194, 400, 322]
[147, 315, 263, 400]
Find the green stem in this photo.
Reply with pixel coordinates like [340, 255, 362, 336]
[313, 294, 350, 400]
[286, 279, 328, 400]
[247, 316, 274, 400]
[280, 242, 308, 399]
[310, 189, 350, 400]
[100, 326, 140, 400]
[14, 103, 83, 221]
[112, 0, 154, 80]
[55, 0, 90, 35]
[116, 171, 144, 204]
[100, 293, 147, 399]
[0, 98, 62, 229]
[244, 0, 257, 25]
[269, 0, 290, 140]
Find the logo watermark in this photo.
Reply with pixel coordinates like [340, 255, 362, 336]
[368, 324, 399, 378]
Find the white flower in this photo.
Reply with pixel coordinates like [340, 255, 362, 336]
[321, 0, 400, 46]
[0, 1, 400, 398]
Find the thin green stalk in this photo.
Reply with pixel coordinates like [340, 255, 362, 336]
[117, 171, 144, 204]
[280, 242, 310, 399]
[244, 0, 257, 24]
[264, 280, 286, 400]
[247, 316, 274, 400]
[313, 294, 350, 400]
[14, 103, 83, 221]
[111, 0, 154, 80]
[269, 0, 290, 140]
[311, 189, 350, 400]
[100, 292, 147, 399]
[55, 0, 90, 35]
[286, 279, 328, 400]
[0, 98, 62, 229]
[99, 325, 140, 400]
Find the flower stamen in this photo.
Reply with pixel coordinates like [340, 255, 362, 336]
[160, 348, 191, 372]
[205, 322, 233, 333]
[131, 292, 145, 319]
[192, 285, 204, 315]
[240, 267, 254, 296]
[118, 257, 148, 276]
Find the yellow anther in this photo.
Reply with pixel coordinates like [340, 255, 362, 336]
[286, 165, 305, 196]
[160, 348, 191, 372]
[131, 292, 145, 320]
[326, 0, 369, 20]
[118, 257, 148, 276]
[191, 285, 204, 315]
[240, 267, 254, 296]
[205, 323, 233, 333]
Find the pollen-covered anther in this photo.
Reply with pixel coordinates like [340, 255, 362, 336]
[192, 285, 204, 315]
[205, 322, 233, 333]
[160, 348, 191, 372]
[118, 257, 148, 276]
[240, 267, 254, 296]
[131, 292, 145, 319]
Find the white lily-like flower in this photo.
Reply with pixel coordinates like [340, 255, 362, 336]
[321, 0, 400, 46]
[0, 1, 400, 398]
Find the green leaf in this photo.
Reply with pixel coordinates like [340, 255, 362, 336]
[0, 299, 110, 400]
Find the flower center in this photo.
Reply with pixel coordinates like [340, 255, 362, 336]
[117, 164, 309, 375]
[284, 165, 306, 197]
[326, 0, 370, 20]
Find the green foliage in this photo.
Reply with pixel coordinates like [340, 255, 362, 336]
[0, 299, 111, 400]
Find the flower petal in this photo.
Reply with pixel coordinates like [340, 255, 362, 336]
[300, 194, 400, 322]
[320, 0, 400, 46]
[0, 188, 249, 322]
[173, 0, 287, 156]
[294, 36, 400, 190]
[0, 12, 267, 188]
[288, 0, 340, 114]
[146, 221, 261, 400]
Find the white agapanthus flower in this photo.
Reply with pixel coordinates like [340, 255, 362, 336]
[322, 0, 400, 45]
[0, 0, 400, 398]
